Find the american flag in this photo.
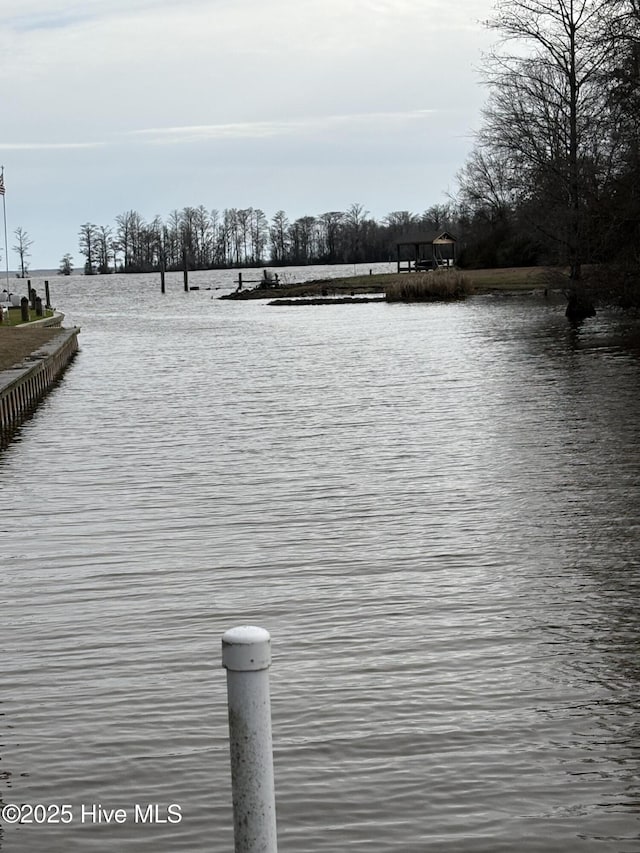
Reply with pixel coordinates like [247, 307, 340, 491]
[0, 173, 4, 196]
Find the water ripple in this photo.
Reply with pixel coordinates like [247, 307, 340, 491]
[1, 269, 639, 851]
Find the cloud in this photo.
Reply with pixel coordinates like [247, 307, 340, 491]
[1, 0, 208, 31]
[125, 110, 438, 145]
[0, 110, 437, 153]
[0, 142, 106, 151]
[0, 0, 492, 142]
[0, 0, 495, 267]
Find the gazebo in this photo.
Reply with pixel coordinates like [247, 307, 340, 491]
[396, 231, 457, 272]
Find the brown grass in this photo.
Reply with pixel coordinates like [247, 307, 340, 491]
[222, 266, 560, 300]
[385, 270, 471, 302]
[462, 266, 563, 290]
[0, 327, 62, 372]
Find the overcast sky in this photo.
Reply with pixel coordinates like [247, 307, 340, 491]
[0, 0, 495, 269]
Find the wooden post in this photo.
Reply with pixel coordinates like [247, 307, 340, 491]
[35, 296, 43, 317]
[44, 280, 51, 309]
[183, 248, 189, 292]
[160, 258, 166, 295]
[20, 296, 29, 322]
[237, 272, 243, 291]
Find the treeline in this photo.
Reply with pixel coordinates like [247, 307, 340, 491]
[75, 0, 639, 309]
[455, 0, 640, 312]
[76, 203, 463, 275]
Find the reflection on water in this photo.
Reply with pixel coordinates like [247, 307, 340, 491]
[1, 267, 639, 851]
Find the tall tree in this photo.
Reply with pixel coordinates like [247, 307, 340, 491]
[194, 205, 213, 268]
[96, 225, 113, 274]
[12, 226, 33, 278]
[269, 210, 290, 264]
[422, 204, 453, 233]
[344, 203, 369, 262]
[600, 0, 640, 276]
[115, 210, 137, 270]
[289, 216, 317, 264]
[317, 211, 345, 262]
[251, 208, 268, 265]
[475, 0, 619, 314]
[78, 223, 99, 275]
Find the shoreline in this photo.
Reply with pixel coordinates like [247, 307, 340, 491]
[0, 326, 65, 372]
[220, 266, 560, 301]
[0, 325, 80, 435]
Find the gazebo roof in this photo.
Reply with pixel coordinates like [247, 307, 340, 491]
[396, 230, 457, 247]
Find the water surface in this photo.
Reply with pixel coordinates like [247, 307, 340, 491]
[1, 266, 639, 851]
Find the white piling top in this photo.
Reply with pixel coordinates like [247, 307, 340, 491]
[222, 625, 272, 672]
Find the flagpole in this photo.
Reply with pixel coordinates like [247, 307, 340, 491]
[1, 166, 9, 289]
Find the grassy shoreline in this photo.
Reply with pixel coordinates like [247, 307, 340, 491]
[0, 307, 60, 371]
[0, 327, 63, 372]
[222, 266, 561, 300]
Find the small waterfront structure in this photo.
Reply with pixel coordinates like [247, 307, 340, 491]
[396, 231, 457, 272]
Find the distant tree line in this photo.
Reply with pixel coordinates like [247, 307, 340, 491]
[76, 203, 460, 275]
[74, 1, 638, 314]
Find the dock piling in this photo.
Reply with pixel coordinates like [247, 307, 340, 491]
[222, 626, 278, 853]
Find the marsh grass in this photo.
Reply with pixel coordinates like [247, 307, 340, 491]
[385, 270, 471, 303]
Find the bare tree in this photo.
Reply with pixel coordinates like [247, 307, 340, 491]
[194, 205, 213, 268]
[115, 211, 136, 270]
[224, 208, 241, 266]
[78, 223, 99, 275]
[251, 209, 268, 265]
[289, 216, 317, 264]
[12, 226, 33, 278]
[456, 147, 519, 225]
[475, 0, 620, 315]
[95, 225, 113, 274]
[599, 0, 640, 274]
[235, 209, 253, 264]
[269, 210, 290, 264]
[344, 203, 369, 262]
[317, 211, 345, 262]
[164, 210, 181, 268]
[58, 253, 73, 275]
[421, 204, 453, 233]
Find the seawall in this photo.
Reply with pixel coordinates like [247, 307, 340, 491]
[0, 324, 80, 433]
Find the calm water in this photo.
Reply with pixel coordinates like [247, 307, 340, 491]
[1, 265, 639, 852]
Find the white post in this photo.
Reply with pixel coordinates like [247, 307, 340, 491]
[222, 626, 278, 853]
